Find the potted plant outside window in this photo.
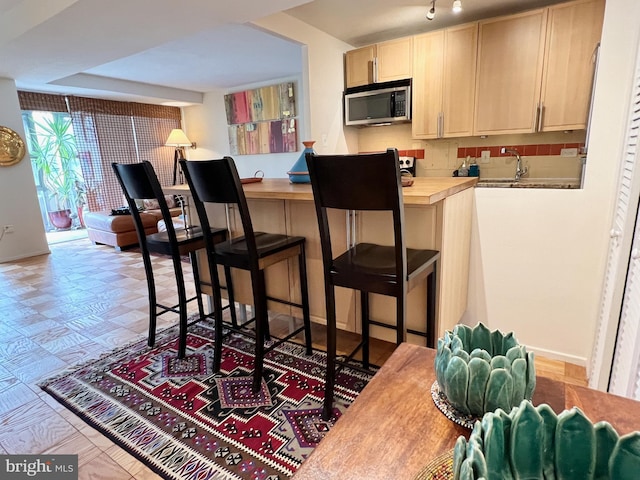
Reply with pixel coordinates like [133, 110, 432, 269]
[28, 116, 83, 230]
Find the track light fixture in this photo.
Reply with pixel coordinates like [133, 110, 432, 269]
[452, 0, 462, 14]
[426, 0, 436, 20]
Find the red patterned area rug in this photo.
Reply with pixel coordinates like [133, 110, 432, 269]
[40, 321, 374, 480]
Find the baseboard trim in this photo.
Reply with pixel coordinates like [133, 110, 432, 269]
[0, 248, 51, 264]
[527, 345, 587, 367]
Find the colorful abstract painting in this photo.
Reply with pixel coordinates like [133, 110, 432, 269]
[224, 82, 297, 155]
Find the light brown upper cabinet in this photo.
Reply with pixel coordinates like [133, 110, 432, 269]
[345, 37, 413, 88]
[345, 45, 376, 88]
[539, 0, 605, 132]
[412, 31, 444, 138]
[413, 23, 478, 139]
[474, 9, 548, 135]
[475, 0, 605, 135]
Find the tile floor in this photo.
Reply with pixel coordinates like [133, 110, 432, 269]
[0, 238, 586, 479]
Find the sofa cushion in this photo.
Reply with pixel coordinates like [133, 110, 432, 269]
[143, 195, 177, 210]
[85, 211, 157, 233]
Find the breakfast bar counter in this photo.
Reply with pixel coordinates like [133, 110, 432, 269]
[167, 176, 477, 343]
[218, 177, 477, 205]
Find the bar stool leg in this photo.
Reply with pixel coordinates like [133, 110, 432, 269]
[224, 265, 238, 327]
[426, 263, 437, 349]
[141, 247, 157, 347]
[396, 288, 407, 346]
[361, 291, 370, 370]
[190, 251, 205, 320]
[252, 269, 269, 393]
[298, 246, 313, 355]
[205, 254, 225, 373]
[323, 283, 337, 421]
[173, 256, 189, 359]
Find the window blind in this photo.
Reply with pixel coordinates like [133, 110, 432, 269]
[19, 92, 181, 212]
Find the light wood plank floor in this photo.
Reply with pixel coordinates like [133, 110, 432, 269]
[0, 238, 586, 479]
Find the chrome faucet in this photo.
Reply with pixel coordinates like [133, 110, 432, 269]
[501, 147, 528, 181]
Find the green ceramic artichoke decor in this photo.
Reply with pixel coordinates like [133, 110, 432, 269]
[435, 323, 536, 417]
[453, 399, 640, 480]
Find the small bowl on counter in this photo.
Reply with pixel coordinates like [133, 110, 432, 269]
[287, 171, 310, 183]
[434, 323, 536, 422]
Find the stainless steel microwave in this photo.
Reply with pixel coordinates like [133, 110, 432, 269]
[344, 79, 411, 126]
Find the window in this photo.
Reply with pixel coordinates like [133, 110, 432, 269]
[19, 92, 181, 215]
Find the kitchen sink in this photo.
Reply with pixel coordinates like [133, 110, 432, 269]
[476, 178, 581, 189]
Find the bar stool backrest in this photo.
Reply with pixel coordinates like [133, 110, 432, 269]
[306, 148, 407, 281]
[179, 157, 258, 259]
[112, 161, 181, 253]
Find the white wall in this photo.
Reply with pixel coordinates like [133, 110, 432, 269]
[253, 13, 358, 156]
[183, 76, 308, 179]
[0, 78, 49, 263]
[462, 0, 640, 366]
[183, 12, 358, 179]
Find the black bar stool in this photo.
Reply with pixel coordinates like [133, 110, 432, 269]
[180, 157, 313, 392]
[306, 148, 440, 420]
[112, 161, 228, 358]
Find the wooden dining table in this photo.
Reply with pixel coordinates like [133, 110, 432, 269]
[291, 342, 640, 480]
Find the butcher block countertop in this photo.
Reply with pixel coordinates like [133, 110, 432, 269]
[166, 177, 477, 206]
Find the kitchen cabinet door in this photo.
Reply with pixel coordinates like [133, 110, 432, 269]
[474, 9, 547, 135]
[345, 45, 375, 88]
[442, 23, 478, 137]
[412, 30, 444, 139]
[376, 37, 413, 83]
[539, 0, 605, 131]
[345, 38, 412, 88]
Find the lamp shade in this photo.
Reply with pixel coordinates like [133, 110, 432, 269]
[165, 128, 192, 147]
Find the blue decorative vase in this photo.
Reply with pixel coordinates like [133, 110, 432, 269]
[287, 141, 315, 183]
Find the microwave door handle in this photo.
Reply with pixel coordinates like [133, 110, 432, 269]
[390, 92, 395, 118]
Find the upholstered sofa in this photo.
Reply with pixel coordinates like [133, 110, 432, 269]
[85, 196, 182, 250]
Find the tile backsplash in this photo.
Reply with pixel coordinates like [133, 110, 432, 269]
[355, 124, 587, 180]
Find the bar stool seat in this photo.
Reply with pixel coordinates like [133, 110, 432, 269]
[306, 148, 440, 420]
[180, 157, 313, 393]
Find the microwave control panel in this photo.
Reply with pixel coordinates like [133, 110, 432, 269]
[394, 91, 407, 117]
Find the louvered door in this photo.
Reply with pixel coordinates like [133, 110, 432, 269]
[590, 45, 640, 394]
[609, 206, 640, 397]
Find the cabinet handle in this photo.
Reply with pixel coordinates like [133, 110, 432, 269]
[538, 102, 544, 132]
[437, 112, 444, 138]
[534, 104, 541, 132]
[373, 57, 378, 83]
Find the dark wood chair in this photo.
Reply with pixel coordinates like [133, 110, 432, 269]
[180, 157, 313, 392]
[112, 161, 228, 358]
[306, 148, 440, 419]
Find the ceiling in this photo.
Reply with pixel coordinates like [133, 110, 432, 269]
[0, 0, 567, 106]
